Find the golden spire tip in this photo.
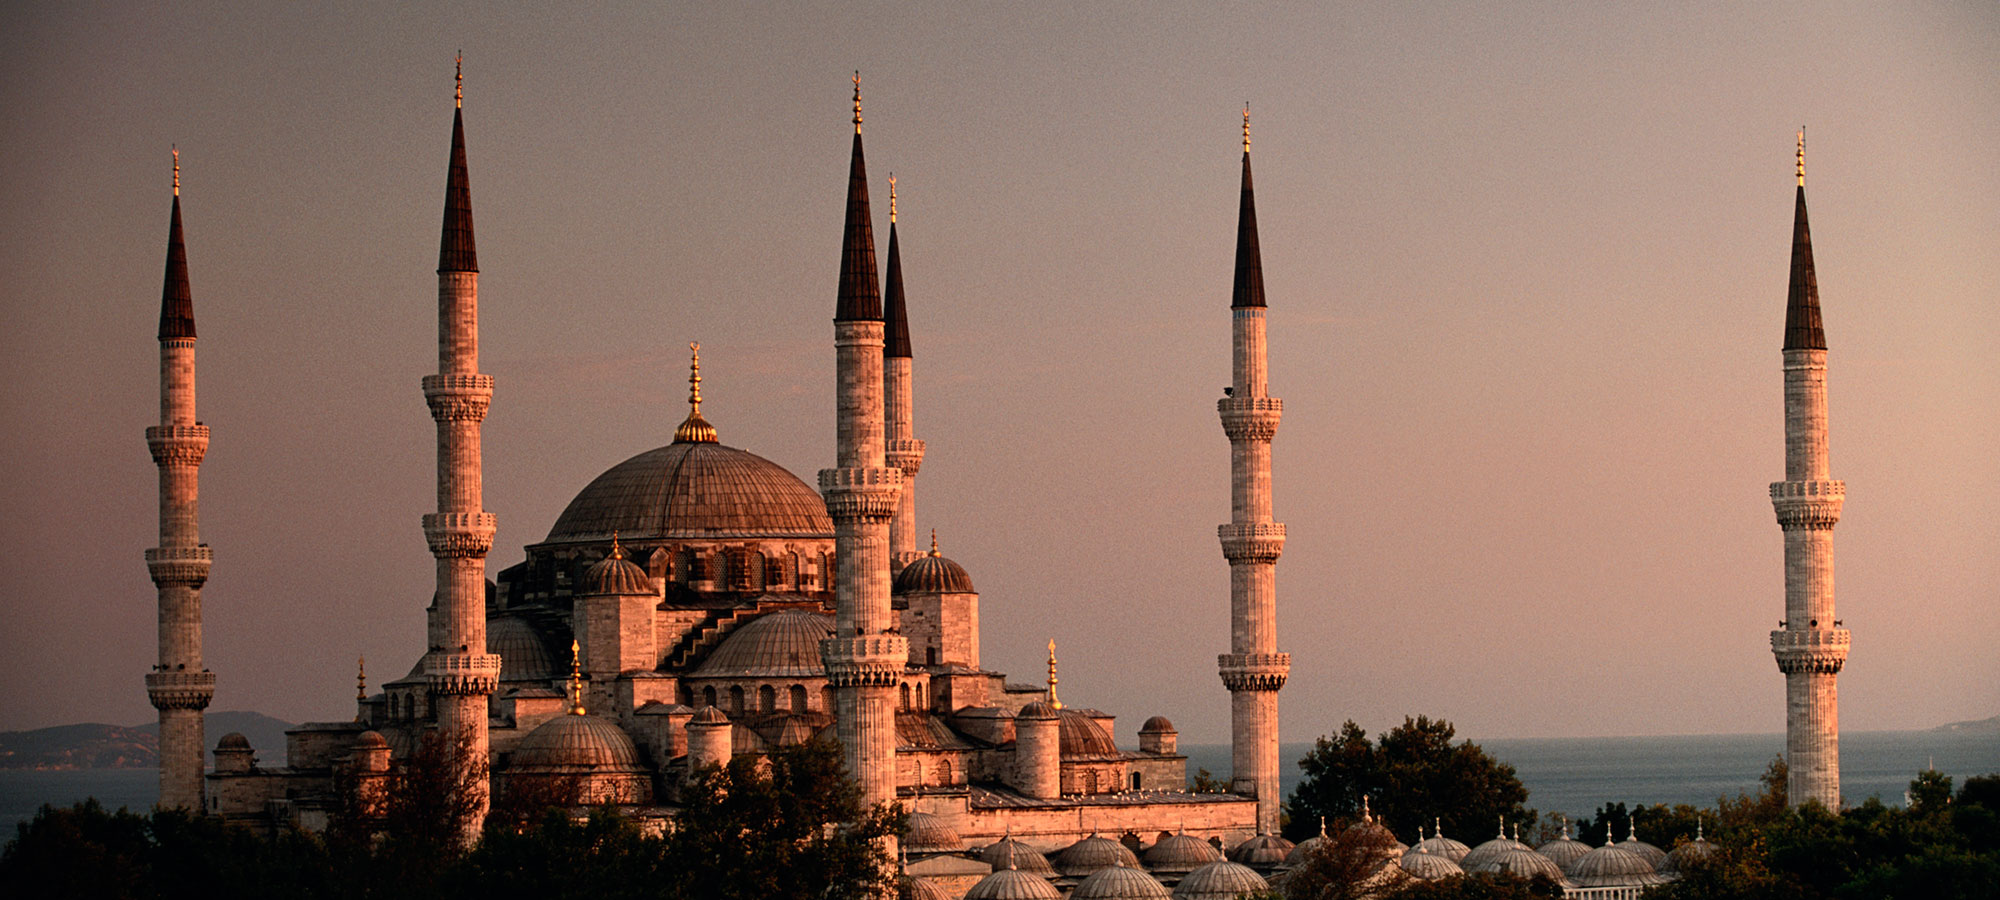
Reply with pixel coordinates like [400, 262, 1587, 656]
[688, 341, 702, 414]
[455, 51, 463, 109]
[674, 341, 717, 443]
[610, 529, 623, 560]
[1046, 638, 1063, 709]
[889, 173, 897, 223]
[1243, 103, 1251, 153]
[171, 145, 179, 197]
[852, 71, 862, 132]
[356, 654, 366, 701]
[1796, 127, 1805, 187]
[568, 638, 585, 715]
[929, 528, 939, 557]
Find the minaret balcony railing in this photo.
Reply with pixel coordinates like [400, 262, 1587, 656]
[1218, 652, 1291, 691]
[1218, 523, 1286, 563]
[423, 512, 497, 557]
[821, 634, 910, 687]
[145, 670, 217, 710]
[1218, 398, 1282, 441]
[884, 438, 926, 473]
[1771, 628, 1851, 675]
[146, 424, 210, 466]
[1770, 480, 1844, 531]
[422, 373, 495, 423]
[146, 545, 214, 586]
[426, 652, 502, 695]
[819, 467, 902, 521]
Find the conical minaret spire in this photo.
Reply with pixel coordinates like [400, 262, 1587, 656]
[1217, 105, 1289, 835]
[422, 57, 500, 842]
[882, 174, 928, 571]
[818, 71, 906, 828]
[146, 146, 216, 812]
[1769, 129, 1847, 809]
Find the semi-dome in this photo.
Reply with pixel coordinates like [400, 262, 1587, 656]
[1055, 834, 1141, 877]
[1566, 841, 1666, 888]
[904, 811, 963, 853]
[1398, 851, 1464, 880]
[583, 544, 652, 595]
[1058, 710, 1120, 758]
[894, 551, 975, 594]
[545, 441, 832, 543]
[980, 835, 1056, 876]
[512, 713, 644, 770]
[691, 609, 834, 677]
[1072, 862, 1170, 900]
[964, 866, 1062, 900]
[1471, 846, 1565, 881]
[488, 616, 558, 682]
[1142, 831, 1222, 874]
[1226, 833, 1294, 867]
[1171, 860, 1268, 899]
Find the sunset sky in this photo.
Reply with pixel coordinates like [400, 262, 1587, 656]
[2, 2, 1994, 746]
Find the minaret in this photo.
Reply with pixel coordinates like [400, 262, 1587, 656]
[817, 73, 906, 817]
[422, 56, 500, 838]
[882, 175, 927, 572]
[1216, 107, 1289, 835]
[146, 147, 216, 812]
[1769, 130, 1848, 809]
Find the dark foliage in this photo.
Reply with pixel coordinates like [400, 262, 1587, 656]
[1287, 716, 1535, 845]
[1279, 821, 1406, 900]
[1382, 872, 1564, 900]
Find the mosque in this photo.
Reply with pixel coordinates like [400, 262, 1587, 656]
[142, 63, 1843, 899]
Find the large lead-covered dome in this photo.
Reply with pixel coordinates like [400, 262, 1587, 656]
[546, 441, 832, 542]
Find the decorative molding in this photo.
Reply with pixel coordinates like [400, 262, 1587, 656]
[145, 670, 216, 710]
[423, 512, 496, 557]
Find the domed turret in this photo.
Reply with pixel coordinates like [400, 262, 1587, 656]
[1398, 850, 1465, 880]
[1072, 862, 1170, 900]
[583, 537, 652, 596]
[1226, 833, 1294, 868]
[1457, 819, 1531, 871]
[980, 834, 1056, 876]
[1138, 716, 1178, 755]
[1143, 830, 1223, 875]
[1411, 818, 1470, 862]
[1055, 833, 1141, 878]
[893, 535, 975, 594]
[1171, 860, 1269, 899]
[964, 865, 1062, 900]
[1566, 836, 1666, 889]
[904, 811, 963, 853]
[1014, 700, 1061, 800]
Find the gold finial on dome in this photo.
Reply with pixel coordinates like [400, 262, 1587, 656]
[1046, 639, 1063, 709]
[356, 654, 366, 700]
[609, 530, 624, 560]
[567, 639, 586, 715]
[455, 51, 463, 109]
[852, 71, 863, 133]
[1796, 127, 1805, 186]
[1243, 103, 1251, 153]
[171, 146, 180, 197]
[674, 341, 718, 443]
[889, 174, 897, 223]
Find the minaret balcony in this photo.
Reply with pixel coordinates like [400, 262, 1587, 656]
[422, 374, 494, 422]
[1770, 480, 1844, 531]
[146, 424, 210, 466]
[145, 546, 214, 586]
[1218, 398, 1282, 441]
[145, 670, 216, 710]
[423, 512, 496, 557]
[426, 652, 502, 695]
[1218, 523, 1286, 563]
[1218, 652, 1291, 691]
[821, 634, 909, 687]
[885, 438, 926, 473]
[819, 467, 902, 521]
[1770, 628, 1851, 674]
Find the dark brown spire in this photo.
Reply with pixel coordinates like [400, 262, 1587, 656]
[437, 103, 479, 274]
[159, 155, 196, 341]
[883, 220, 911, 357]
[836, 128, 881, 322]
[1231, 147, 1266, 309]
[1783, 184, 1824, 350]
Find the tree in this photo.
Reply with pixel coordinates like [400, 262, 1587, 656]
[1380, 873, 1562, 900]
[1279, 820, 1406, 900]
[1287, 716, 1534, 845]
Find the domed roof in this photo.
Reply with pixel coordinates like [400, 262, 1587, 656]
[1016, 700, 1060, 721]
[584, 544, 652, 595]
[1055, 834, 1141, 877]
[1535, 833, 1592, 870]
[1617, 823, 1668, 870]
[1058, 710, 1120, 758]
[1073, 863, 1170, 900]
[353, 731, 389, 749]
[1139, 716, 1176, 734]
[1662, 833, 1715, 875]
[1226, 833, 1294, 867]
[1566, 841, 1666, 888]
[980, 835, 1056, 876]
[1171, 861, 1269, 899]
[489, 615, 558, 682]
[545, 441, 832, 543]
[1142, 831, 1222, 874]
[1412, 821, 1471, 862]
[904, 811, 963, 852]
[1398, 851, 1465, 880]
[1471, 846, 1565, 881]
[216, 732, 251, 750]
[1284, 821, 1329, 866]
[692, 609, 834, 677]
[690, 705, 731, 725]
[964, 866, 1062, 900]
[894, 546, 975, 594]
[901, 876, 953, 900]
[1457, 823, 1533, 871]
[511, 713, 644, 770]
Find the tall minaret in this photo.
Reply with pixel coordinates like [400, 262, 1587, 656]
[818, 73, 906, 817]
[882, 175, 927, 572]
[1769, 130, 1848, 809]
[146, 147, 216, 812]
[1217, 107, 1289, 835]
[422, 56, 500, 837]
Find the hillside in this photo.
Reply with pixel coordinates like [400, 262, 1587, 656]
[0, 712, 296, 770]
[1931, 714, 2000, 734]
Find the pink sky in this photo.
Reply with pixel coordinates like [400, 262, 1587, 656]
[1, 2, 1994, 744]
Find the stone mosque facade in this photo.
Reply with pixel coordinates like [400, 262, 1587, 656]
[146, 65, 1843, 898]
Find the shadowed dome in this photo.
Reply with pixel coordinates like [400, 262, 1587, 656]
[512, 714, 643, 770]
[584, 547, 652, 595]
[1535, 833, 1591, 870]
[894, 552, 975, 594]
[980, 835, 1056, 876]
[902, 877, 953, 900]
[1471, 846, 1564, 881]
[1172, 860, 1268, 899]
[1073, 863, 1170, 900]
[1058, 710, 1120, 758]
[1398, 851, 1464, 880]
[1566, 841, 1666, 888]
[1139, 716, 1176, 734]
[1055, 834, 1141, 877]
[1143, 831, 1222, 874]
[1458, 826, 1532, 871]
[1662, 834, 1715, 874]
[692, 609, 834, 678]
[904, 811, 963, 853]
[546, 441, 832, 542]
[488, 616, 557, 682]
[1226, 833, 1293, 867]
[965, 866, 1062, 900]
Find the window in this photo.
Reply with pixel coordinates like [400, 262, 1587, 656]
[790, 684, 808, 712]
[728, 685, 745, 714]
[759, 685, 777, 713]
[701, 686, 717, 708]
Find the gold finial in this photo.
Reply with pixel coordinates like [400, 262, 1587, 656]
[1796, 127, 1805, 186]
[171, 146, 179, 197]
[852, 71, 863, 133]
[929, 528, 939, 557]
[674, 341, 718, 443]
[1046, 639, 1063, 709]
[455, 51, 463, 109]
[1243, 103, 1251, 153]
[568, 639, 585, 715]
[356, 655, 366, 701]
[889, 174, 897, 224]
[610, 530, 624, 560]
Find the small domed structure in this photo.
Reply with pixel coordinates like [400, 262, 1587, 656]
[1171, 860, 1269, 899]
[583, 541, 652, 595]
[690, 704, 730, 725]
[1566, 838, 1667, 889]
[1226, 833, 1294, 868]
[487, 616, 558, 682]
[1072, 862, 1170, 900]
[1140, 716, 1175, 734]
[1662, 822, 1716, 875]
[980, 834, 1056, 876]
[1143, 830, 1223, 875]
[901, 876, 953, 900]
[1057, 710, 1120, 759]
[1398, 851, 1465, 880]
[352, 730, 389, 750]
[1411, 819, 1471, 862]
[1471, 846, 1565, 881]
[1055, 833, 1141, 878]
[692, 609, 834, 678]
[216, 732, 251, 751]
[1535, 824, 1592, 871]
[1457, 820, 1532, 871]
[904, 811, 963, 853]
[1284, 818, 1330, 866]
[1618, 820, 1668, 870]
[964, 865, 1062, 900]
[894, 542, 975, 594]
[1017, 700, 1060, 720]
[513, 713, 644, 769]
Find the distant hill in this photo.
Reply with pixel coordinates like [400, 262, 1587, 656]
[0, 712, 296, 770]
[1931, 714, 2000, 734]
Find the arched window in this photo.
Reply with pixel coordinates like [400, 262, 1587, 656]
[789, 552, 803, 589]
[1085, 770, 1099, 794]
[916, 682, 927, 711]
[821, 685, 834, 713]
[728, 685, 745, 715]
[938, 758, 954, 785]
[701, 686, 717, 708]
[759, 685, 777, 713]
[1132, 772, 1143, 790]
[899, 683, 911, 710]
[790, 684, 808, 712]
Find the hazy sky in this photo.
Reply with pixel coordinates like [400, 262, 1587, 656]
[2, 2, 1994, 747]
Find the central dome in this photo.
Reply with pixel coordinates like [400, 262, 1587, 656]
[546, 441, 833, 542]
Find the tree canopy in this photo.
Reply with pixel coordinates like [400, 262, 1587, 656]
[1286, 716, 1535, 845]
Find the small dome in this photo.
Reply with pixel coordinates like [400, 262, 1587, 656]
[1226, 833, 1294, 867]
[215, 732, 251, 751]
[352, 731, 389, 749]
[901, 876, 953, 900]
[691, 705, 731, 725]
[1471, 846, 1565, 881]
[1171, 861, 1269, 899]
[1055, 834, 1141, 877]
[894, 551, 975, 594]
[1143, 831, 1223, 874]
[1662, 835, 1715, 875]
[1411, 824, 1470, 863]
[1139, 716, 1176, 734]
[1457, 826, 1532, 871]
[512, 714, 643, 770]
[1284, 825, 1328, 867]
[692, 609, 834, 678]
[546, 442, 832, 543]
[1072, 863, 1170, 900]
[1618, 828, 1667, 870]
[488, 616, 559, 682]
[904, 811, 963, 852]
[583, 547, 652, 596]
[1016, 700, 1060, 721]
[1535, 833, 1592, 870]
[1057, 710, 1119, 758]
[964, 866, 1061, 900]
[1398, 851, 1465, 880]
[1566, 841, 1666, 888]
[980, 835, 1056, 876]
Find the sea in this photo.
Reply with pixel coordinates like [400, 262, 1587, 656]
[4, 730, 1995, 838]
